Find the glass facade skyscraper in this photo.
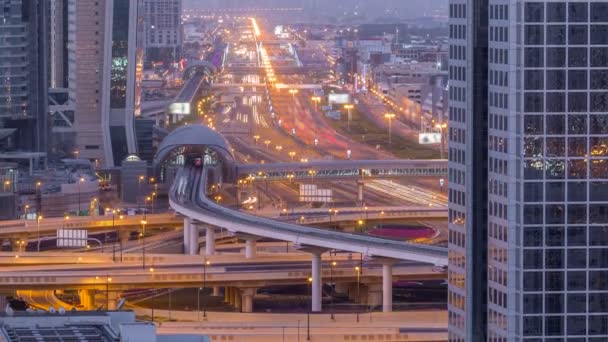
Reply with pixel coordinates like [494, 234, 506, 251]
[449, 1, 608, 341]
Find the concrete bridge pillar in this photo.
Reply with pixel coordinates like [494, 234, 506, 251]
[183, 218, 192, 254]
[79, 289, 96, 310]
[240, 288, 257, 313]
[224, 287, 232, 304]
[188, 223, 200, 255]
[376, 258, 398, 312]
[213, 286, 220, 297]
[297, 245, 328, 312]
[107, 291, 119, 311]
[205, 226, 215, 256]
[118, 231, 131, 250]
[357, 180, 364, 204]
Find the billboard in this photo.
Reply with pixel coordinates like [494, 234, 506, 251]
[169, 102, 191, 115]
[299, 184, 333, 203]
[328, 93, 350, 105]
[419, 133, 442, 144]
[57, 229, 88, 248]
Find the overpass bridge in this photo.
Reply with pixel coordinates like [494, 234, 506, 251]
[237, 160, 448, 182]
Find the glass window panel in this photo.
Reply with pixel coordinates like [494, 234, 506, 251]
[546, 159, 565, 179]
[546, 92, 565, 112]
[524, 294, 542, 313]
[524, 205, 543, 224]
[568, 137, 587, 156]
[590, 182, 608, 201]
[591, 115, 608, 134]
[545, 249, 564, 268]
[545, 205, 565, 224]
[590, 205, 608, 224]
[545, 271, 564, 291]
[524, 182, 543, 201]
[525, 70, 544, 89]
[589, 271, 608, 290]
[591, 70, 608, 89]
[525, 25, 544, 45]
[567, 271, 586, 291]
[589, 226, 608, 246]
[591, 25, 608, 45]
[524, 249, 543, 269]
[567, 316, 587, 336]
[547, 3, 566, 22]
[546, 182, 565, 202]
[568, 93, 588, 112]
[590, 159, 608, 178]
[589, 248, 608, 267]
[546, 70, 566, 89]
[569, 2, 588, 22]
[590, 137, 608, 157]
[546, 137, 565, 157]
[546, 226, 565, 246]
[567, 226, 587, 246]
[525, 2, 543, 22]
[588, 315, 608, 335]
[568, 25, 588, 45]
[546, 294, 565, 314]
[567, 205, 587, 224]
[525, 160, 545, 179]
[546, 25, 566, 45]
[591, 47, 608, 67]
[546, 115, 565, 134]
[545, 316, 564, 336]
[525, 115, 543, 134]
[568, 160, 587, 179]
[567, 294, 587, 313]
[525, 47, 543, 67]
[568, 48, 588, 67]
[524, 316, 542, 336]
[567, 249, 587, 268]
[589, 293, 608, 313]
[568, 115, 587, 134]
[546, 47, 565, 66]
[567, 182, 587, 202]
[591, 92, 608, 112]
[525, 93, 544, 112]
[524, 227, 543, 246]
[568, 70, 587, 90]
[524, 137, 543, 158]
[591, 3, 608, 22]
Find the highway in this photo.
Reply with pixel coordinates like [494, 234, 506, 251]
[172, 165, 447, 265]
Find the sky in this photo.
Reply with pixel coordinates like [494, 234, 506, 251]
[183, 0, 448, 19]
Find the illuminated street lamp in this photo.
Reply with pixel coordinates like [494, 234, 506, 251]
[330, 260, 337, 320]
[202, 259, 211, 319]
[288, 89, 299, 98]
[264, 140, 271, 150]
[384, 113, 396, 146]
[253, 135, 260, 145]
[288, 151, 296, 161]
[141, 219, 147, 270]
[36, 214, 43, 252]
[24, 204, 30, 220]
[311, 96, 321, 109]
[344, 104, 354, 130]
[3, 180, 10, 192]
[275, 145, 283, 152]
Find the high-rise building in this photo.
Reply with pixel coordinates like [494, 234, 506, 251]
[0, 0, 49, 152]
[68, 0, 143, 167]
[448, 1, 608, 341]
[143, 0, 182, 65]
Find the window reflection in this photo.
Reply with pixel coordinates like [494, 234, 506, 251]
[590, 137, 608, 156]
[546, 115, 565, 134]
[546, 137, 565, 157]
[524, 137, 543, 157]
[568, 137, 587, 156]
[546, 159, 565, 179]
[590, 159, 608, 178]
[568, 160, 587, 179]
[525, 159, 545, 179]
[568, 115, 587, 134]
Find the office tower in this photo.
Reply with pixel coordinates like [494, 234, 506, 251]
[49, 0, 68, 88]
[0, 0, 49, 152]
[449, 1, 608, 340]
[68, 0, 143, 167]
[143, 0, 182, 65]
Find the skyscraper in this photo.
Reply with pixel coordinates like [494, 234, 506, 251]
[68, 0, 143, 167]
[448, 1, 608, 340]
[143, 0, 182, 65]
[0, 0, 49, 152]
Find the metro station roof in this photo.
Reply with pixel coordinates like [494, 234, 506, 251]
[154, 124, 234, 165]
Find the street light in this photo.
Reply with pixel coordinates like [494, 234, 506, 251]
[307, 276, 312, 341]
[288, 151, 296, 161]
[253, 135, 260, 145]
[36, 214, 42, 252]
[344, 104, 354, 130]
[264, 140, 271, 149]
[330, 260, 337, 320]
[288, 89, 299, 98]
[384, 113, 396, 146]
[106, 276, 112, 310]
[140, 219, 147, 270]
[77, 177, 85, 215]
[202, 259, 211, 319]
[311, 96, 321, 109]
[24, 204, 30, 220]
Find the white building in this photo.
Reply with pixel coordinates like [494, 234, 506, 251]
[448, 0, 608, 341]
